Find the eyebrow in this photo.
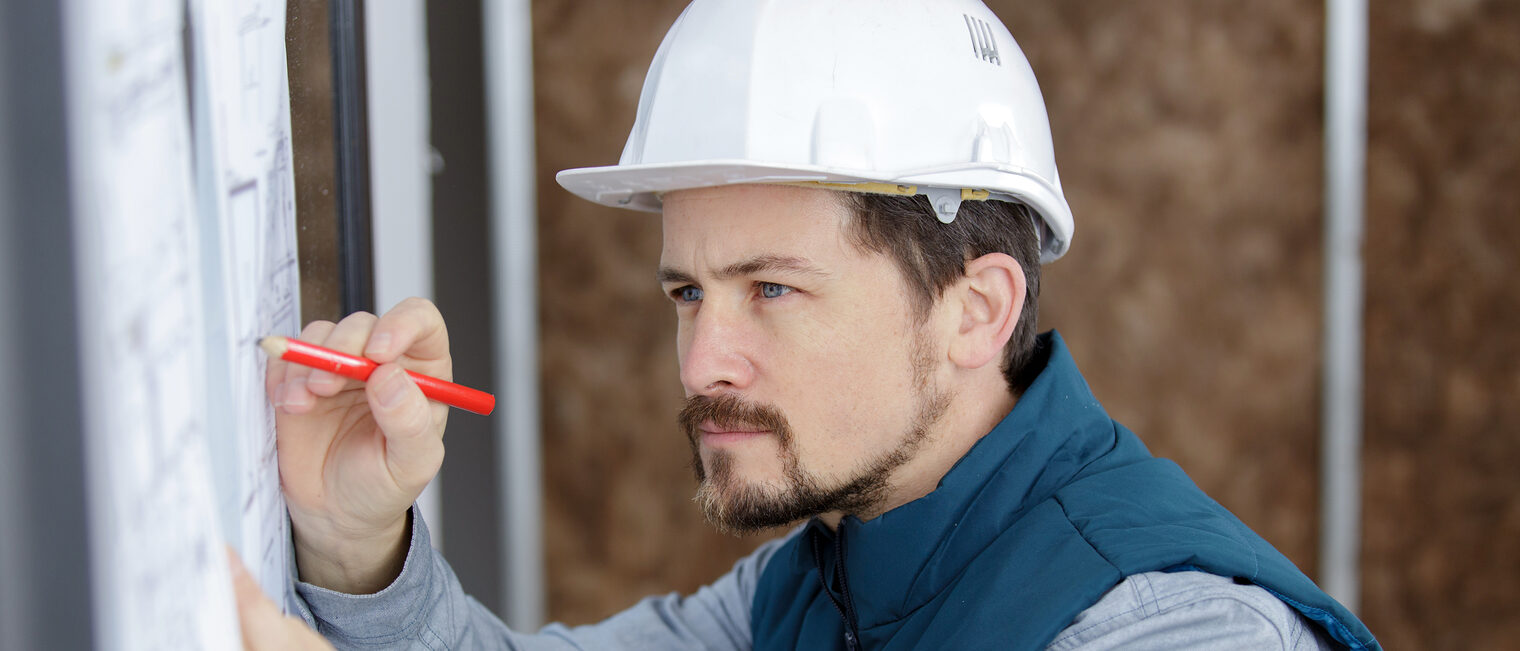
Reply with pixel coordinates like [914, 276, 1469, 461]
[657, 254, 830, 285]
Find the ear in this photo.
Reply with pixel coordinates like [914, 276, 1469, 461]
[946, 253, 1025, 370]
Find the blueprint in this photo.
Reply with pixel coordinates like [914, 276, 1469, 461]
[67, 0, 241, 648]
[189, 0, 302, 609]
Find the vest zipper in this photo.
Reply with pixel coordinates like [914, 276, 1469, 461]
[811, 525, 862, 651]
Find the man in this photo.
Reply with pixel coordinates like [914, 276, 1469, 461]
[238, 1, 1380, 649]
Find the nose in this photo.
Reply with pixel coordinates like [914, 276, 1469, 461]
[678, 303, 757, 396]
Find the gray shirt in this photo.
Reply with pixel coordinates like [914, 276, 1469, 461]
[294, 512, 1334, 650]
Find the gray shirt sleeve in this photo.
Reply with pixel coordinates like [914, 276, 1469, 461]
[293, 512, 1332, 650]
[1045, 571, 1337, 651]
[293, 509, 796, 650]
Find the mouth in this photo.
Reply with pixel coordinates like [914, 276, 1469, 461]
[699, 421, 771, 446]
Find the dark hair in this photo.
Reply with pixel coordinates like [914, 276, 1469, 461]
[842, 193, 1043, 395]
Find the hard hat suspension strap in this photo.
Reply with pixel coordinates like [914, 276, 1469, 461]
[781, 182, 995, 224]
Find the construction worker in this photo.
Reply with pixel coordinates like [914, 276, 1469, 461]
[237, 1, 1380, 649]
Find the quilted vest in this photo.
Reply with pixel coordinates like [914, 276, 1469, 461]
[751, 332, 1378, 650]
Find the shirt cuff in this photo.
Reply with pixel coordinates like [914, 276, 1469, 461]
[294, 506, 436, 644]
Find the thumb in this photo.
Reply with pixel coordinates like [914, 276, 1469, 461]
[229, 548, 332, 651]
[366, 363, 444, 485]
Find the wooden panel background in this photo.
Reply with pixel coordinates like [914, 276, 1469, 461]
[286, 0, 343, 324]
[1361, 2, 1520, 648]
[532, 2, 760, 620]
[529, 1, 1520, 647]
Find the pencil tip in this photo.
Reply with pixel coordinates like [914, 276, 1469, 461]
[258, 335, 288, 358]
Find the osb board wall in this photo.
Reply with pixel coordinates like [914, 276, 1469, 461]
[530, 1, 1519, 646]
[286, 0, 342, 324]
[1004, 1, 1328, 593]
[533, 1, 757, 623]
[1361, 2, 1520, 649]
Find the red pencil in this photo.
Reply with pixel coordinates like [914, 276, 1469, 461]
[258, 335, 495, 415]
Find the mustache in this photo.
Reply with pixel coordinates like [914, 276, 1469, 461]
[679, 394, 791, 441]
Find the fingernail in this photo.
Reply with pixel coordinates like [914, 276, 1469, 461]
[377, 368, 408, 409]
[308, 369, 333, 389]
[365, 333, 393, 358]
[273, 382, 288, 407]
[287, 376, 312, 408]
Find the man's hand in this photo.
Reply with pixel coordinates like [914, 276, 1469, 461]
[269, 297, 451, 593]
[229, 549, 333, 651]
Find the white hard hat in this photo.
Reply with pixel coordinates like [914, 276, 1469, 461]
[556, 0, 1074, 262]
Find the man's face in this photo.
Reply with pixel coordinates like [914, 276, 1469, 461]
[659, 184, 950, 533]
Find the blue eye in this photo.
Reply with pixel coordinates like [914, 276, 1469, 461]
[677, 286, 703, 302]
[759, 282, 793, 299]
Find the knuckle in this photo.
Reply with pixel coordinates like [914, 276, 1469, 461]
[381, 397, 428, 439]
[403, 401, 433, 436]
[300, 320, 334, 339]
[339, 311, 378, 328]
[398, 296, 436, 312]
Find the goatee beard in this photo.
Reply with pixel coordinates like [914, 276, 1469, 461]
[678, 385, 948, 535]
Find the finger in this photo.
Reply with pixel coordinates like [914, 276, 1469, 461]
[229, 547, 286, 649]
[306, 311, 379, 397]
[229, 547, 333, 651]
[366, 298, 450, 376]
[366, 363, 447, 488]
[271, 320, 335, 414]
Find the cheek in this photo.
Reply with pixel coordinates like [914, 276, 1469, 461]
[775, 300, 918, 390]
[767, 312, 921, 461]
[674, 319, 692, 365]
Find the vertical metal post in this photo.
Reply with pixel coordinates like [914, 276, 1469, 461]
[330, 0, 375, 315]
[1321, 0, 1368, 613]
[365, 0, 443, 545]
[484, 0, 545, 631]
[364, 0, 433, 323]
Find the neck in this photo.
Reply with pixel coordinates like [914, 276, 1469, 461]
[819, 375, 1017, 529]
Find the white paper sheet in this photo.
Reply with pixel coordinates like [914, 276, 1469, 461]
[66, 0, 242, 648]
[189, 0, 302, 609]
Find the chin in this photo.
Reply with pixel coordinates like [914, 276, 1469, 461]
[694, 479, 801, 535]
[698, 464, 762, 491]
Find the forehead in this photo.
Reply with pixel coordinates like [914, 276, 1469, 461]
[658, 184, 857, 270]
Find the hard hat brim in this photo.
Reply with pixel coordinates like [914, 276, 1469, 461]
[556, 159, 1073, 262]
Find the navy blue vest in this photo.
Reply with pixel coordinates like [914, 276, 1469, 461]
[750, 332, 1378, 650]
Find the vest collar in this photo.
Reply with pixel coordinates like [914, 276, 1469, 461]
[797, 330, 1137, 631]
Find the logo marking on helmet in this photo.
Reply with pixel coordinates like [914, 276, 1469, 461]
[963, 14, 1001, 66]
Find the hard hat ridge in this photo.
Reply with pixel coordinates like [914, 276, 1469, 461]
[556, 0, 1076, 262]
